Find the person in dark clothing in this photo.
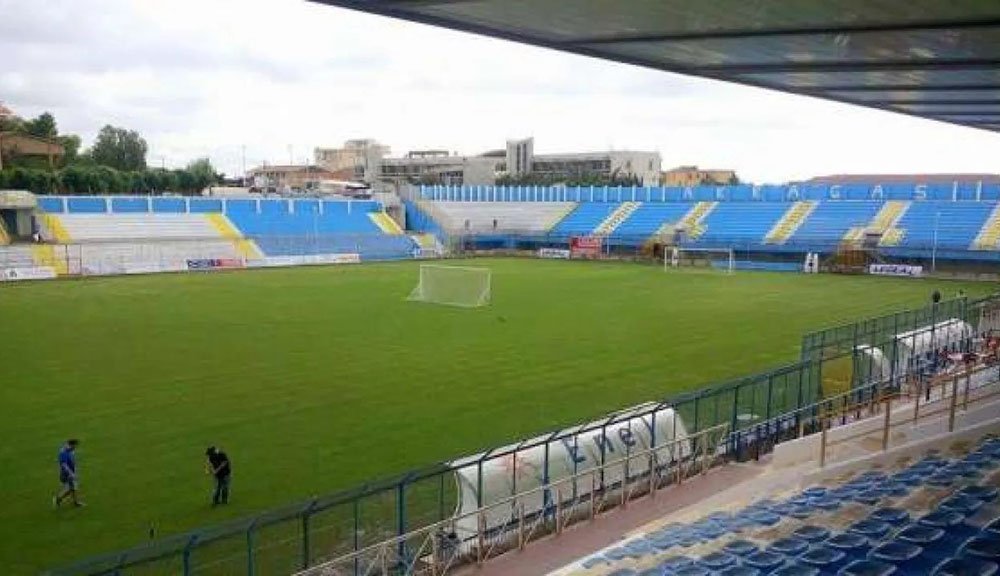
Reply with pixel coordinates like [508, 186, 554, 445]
[932, 290, 942, 304]
[204, 446, 232, 506]
[54, 439, 83, 508]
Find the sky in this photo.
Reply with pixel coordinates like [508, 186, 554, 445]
[3, 0, 1000, 184]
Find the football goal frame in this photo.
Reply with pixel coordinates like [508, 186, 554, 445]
[665, 247, 735, 274]
[407, 264, 492, 308]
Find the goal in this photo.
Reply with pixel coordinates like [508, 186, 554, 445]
[665, 247, 735, 274]
[408, 264, 491, 308]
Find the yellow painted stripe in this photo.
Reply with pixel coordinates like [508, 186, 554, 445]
[0, 219, 9, 245]
[234, 238, 262, 259]
[368, 212, 403, 234]
[206, 213, 241, 240]
[31, 244, 68, 275]
[40, 214, 71, 243]
[205, 214, 262, 259]
[545, 203, 577, 232]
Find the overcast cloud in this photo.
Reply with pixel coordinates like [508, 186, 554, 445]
[3, 0, 1000, 183]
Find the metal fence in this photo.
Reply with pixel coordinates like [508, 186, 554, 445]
[48, 293, 1000, 576]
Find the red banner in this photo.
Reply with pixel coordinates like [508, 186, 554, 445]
[570, 236, 602, 259]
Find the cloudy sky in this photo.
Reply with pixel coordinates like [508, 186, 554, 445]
[3, 0, 1000, 183]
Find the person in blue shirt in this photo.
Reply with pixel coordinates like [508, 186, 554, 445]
[54, 439, 83, 508]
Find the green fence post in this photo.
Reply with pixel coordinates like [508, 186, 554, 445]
[247, 519, 258, 576]
[301, 499, 318, 570]
[182, 534, 199, 576]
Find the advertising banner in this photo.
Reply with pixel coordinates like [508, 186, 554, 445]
[186, 258, 245, 271]
[570, 236, 602, 259]
[0, 266, 57, 282]
[537, 248, 571, 259]
[869, 264, 923, 277]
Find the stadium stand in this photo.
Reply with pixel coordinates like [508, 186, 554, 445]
[2, 196, 416, 276]
[790, 202, 884, 247]
[613, 203, 692, 239]
[551, 203, 624, 237]
[697, 203, 790, 247]
[429, 201, 575, 234]
[550, 388, 1000, 576]
[410, 185, 1000, 261]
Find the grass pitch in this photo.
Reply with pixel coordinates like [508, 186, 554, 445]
[0, 258, 991, 573]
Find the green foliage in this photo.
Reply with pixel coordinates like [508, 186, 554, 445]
[24, 112, 57, 139]
[0, 259, 991, 573]
[88, 124, 148, 171]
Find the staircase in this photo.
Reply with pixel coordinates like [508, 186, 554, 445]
[38, 214, 71, 243]
[368, 212, 403, 235]
[973, 204, 1000, 250]
[843, 201, 910, 245]
[593, 201, 640, 235]
[764, 201, 816, 244]
[206, 214, 263, 259]
[676, 201, 717, 239]
[31, 244, 68, 275]
[544, 203, 578, 232]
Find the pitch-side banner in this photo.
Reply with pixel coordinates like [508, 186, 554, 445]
[245, 253, 361, 268]
[537, 248, 571, 259]
[186, 258, 245, 271]
[0, 266, 57, 282]
[869, 264, 923, 277]
[570, 236, 602, 258]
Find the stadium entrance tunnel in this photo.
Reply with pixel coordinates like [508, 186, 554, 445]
[0, 190, 38, 241]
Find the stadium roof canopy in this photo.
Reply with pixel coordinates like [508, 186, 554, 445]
[314, 0, 1000, 133]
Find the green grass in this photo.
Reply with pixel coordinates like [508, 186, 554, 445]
[0, 258, 991, 573]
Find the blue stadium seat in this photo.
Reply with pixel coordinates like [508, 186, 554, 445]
[850, 520, 893, 541]
[699, 550, 738, 570]
[932, 557, 999, 576]
[837, 559, 897, 575]
[724, 539, 760, 557]
[772, 564, 821, 576]
[800, 546, 850, 574]
[896, 525, 949, 561]
[870, 508, 910, 526]
[794, 525, 832, 543]
[961, 537, 1000, 563]
[745, 550, 786, 571]
[718, 567, 761, 576]
[869, 541, 924, 573]
[827, 532, 872, 561]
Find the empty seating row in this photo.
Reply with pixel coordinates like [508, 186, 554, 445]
[431, 202, 575, 234]
[570, 435, 1000, 576]
[49, 214, 226, 242]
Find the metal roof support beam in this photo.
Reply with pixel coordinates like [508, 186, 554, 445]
[697, 58, 1000, 75]
[568, 18, 1000, 45]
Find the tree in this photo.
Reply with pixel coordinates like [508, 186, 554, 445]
[57, 134, 82, 166]
[88, 125, 148, 171]
[185, 157, 219, 192]
[25, 112, 57, 139]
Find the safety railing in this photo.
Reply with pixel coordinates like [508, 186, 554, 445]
[295, 423, 730, 576]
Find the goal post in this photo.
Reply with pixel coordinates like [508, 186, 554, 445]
[408, 264, 491, 308]
[665, 247, 735, 274]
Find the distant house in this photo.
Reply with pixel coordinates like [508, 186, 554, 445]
[0, 132, 65, 170]
[661, 166, 738, 187]
[247, 165, 338, 192]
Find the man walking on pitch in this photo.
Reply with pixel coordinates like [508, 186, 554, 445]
[54, 439, 83, 508]
[205, 446, 232, 506]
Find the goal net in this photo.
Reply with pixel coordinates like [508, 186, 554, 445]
[665, 247, 735, 274]
[408, 264, 491, 308]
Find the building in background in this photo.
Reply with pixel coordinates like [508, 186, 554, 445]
[314, 139, 390, 183]
[377, 150, 499, 188]
[661, 166, 738, 187]
[0, 132, 65, 171]
[502, 137, 661, 186]
[247, 164, 337, 193]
